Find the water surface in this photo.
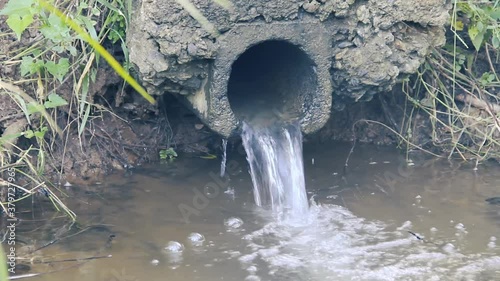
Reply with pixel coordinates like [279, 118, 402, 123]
[15, 142, 500, 281]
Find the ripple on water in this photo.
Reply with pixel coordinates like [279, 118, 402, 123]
[237, 200, 500, 281]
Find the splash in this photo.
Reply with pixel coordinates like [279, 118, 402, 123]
[237, 199, 500, 281]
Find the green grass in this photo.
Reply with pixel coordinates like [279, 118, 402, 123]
[400, 0, 500, 164]
[0, 0, 149, 220]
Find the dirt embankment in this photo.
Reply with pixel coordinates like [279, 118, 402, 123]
[0, 0, 220, 184]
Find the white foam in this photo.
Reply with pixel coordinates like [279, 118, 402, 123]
[237, 202, 500, 280]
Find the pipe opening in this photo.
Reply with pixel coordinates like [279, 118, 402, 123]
[227, 40, 318, 125]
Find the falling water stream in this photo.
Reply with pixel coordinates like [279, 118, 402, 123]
[241, 121, 308, 222]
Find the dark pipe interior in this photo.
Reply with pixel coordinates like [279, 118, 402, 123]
[227, 40, 317, 125]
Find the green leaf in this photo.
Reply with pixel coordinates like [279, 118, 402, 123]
[471, 30, 485, 51]
[27, 102, 45, 115]
[0, 0, 36, 17]
[468, 24, 485, 51]
[0, 132, 23, 142]
[34, 127, 48, 138]
[20, 55, 45, 76]
[476, 21, 484, 32]
[23, 127, 47, 139]
[492, 35, 500, 49]
[44, 93, 68, 109]
[79, 74, 90, 112]
[24, 129, 35, 139]
[90, 68, 97, 82]
[92, 7, 100, 16]
[40, 13, 72, 44]
[451, 20, 464, 31]
[79, 16, 98, 41]
[8, 91, 31, 124]
[6, 13, 33, 40]
[78, 104, 91, 136]
[479, 72, 496, 87]
[67, 45, 78, 56]
[21, 56, 35, 76]
[160, 148, 178, 160]
[490, 9, 500, 20]
[468, 24, 479, 42]
[45, 58, 70, 82]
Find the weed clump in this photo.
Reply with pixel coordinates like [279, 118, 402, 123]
[0, 0, 159, 219]
[400, 0, 499, 163]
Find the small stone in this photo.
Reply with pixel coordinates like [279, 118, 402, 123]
[356, 5, 370, 24]
[352, 36, 363, 47]
[335, 49, 348, 60]
[338, 41, 354, 49]
[378, 21, 394, 30]
[303, 0, 320, 13]
[151, 259, 160, 266]
[187, 43, 198, 55]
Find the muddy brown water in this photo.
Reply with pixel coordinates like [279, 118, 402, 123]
[12, 142, 500, 281]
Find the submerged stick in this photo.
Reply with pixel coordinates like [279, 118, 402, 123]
[38, 254, 112, 264]
[31, 224, 113, 253]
